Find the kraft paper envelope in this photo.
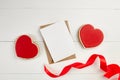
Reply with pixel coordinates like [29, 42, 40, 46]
[40, 21, 76, 64]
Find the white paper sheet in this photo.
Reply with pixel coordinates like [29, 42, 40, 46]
[40, 21, 76, 62]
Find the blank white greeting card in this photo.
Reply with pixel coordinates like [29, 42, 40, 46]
[40, 21, 76, 63]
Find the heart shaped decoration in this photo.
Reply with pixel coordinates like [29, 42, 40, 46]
[79, 24, 104, 48]
[15, 35, 38, 59]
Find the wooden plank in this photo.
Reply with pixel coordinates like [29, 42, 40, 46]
[0, 73, 109, 80]
[0, 42, 120, 73]
[0, 0, 120, 9]
[0, 9, 120, 41]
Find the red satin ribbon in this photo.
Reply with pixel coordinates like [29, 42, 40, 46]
[44, 54, 120, 79]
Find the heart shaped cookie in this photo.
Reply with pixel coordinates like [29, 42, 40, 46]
[79, 24, 104, 48]
[15, 35, 38, 59]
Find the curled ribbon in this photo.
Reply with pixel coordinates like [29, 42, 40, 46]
[44, 54, 120, 80]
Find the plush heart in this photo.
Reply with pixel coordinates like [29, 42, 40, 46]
[15, 35, 38, 59]
[79, 24, 104, 48]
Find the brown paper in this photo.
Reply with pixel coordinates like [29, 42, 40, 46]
[40, 21, 76, 64]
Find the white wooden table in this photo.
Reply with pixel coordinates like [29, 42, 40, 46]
[0, 0, 120, 80]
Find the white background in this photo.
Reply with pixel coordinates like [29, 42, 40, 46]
[0, 0, 120, 80]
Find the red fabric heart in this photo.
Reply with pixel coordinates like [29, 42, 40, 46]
[79, 24, 104, 48]
[15, 35, 38, 59]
